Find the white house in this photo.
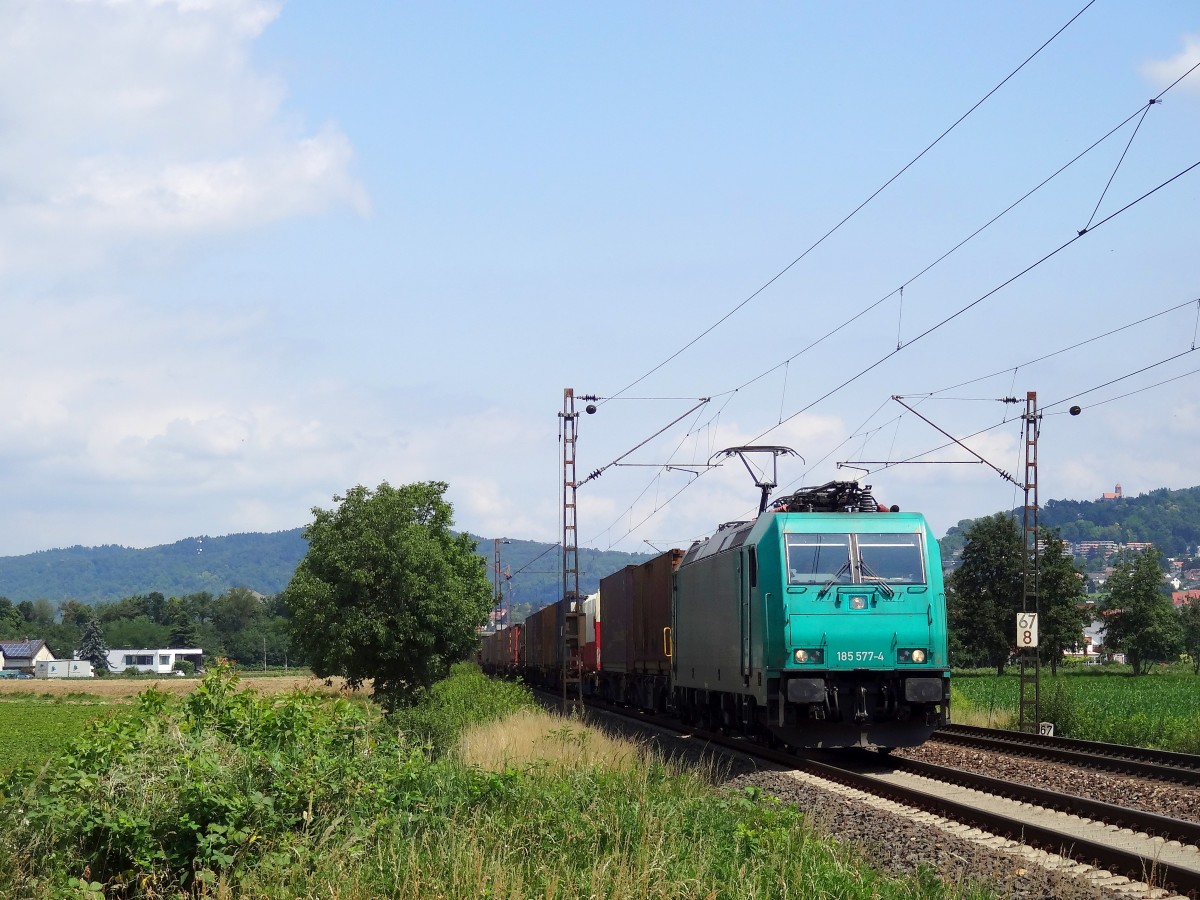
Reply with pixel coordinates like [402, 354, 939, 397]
[107, 648, 204, 675]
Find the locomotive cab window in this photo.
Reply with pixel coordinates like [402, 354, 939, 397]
[785, 534, 851, 585]
[785, 532, 925, 587]
[856, 533, 925, 585]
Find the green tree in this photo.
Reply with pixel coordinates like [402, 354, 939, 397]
[1100, 548, 1181, 675]
[213, 588, 264, 640]
[950, 513, 1024, 673]
[57, 599, 93, 630]
[19, 598, 56, 628]
[284, 481, 492, 708]
[1036, 530, 1090, 675]
[0, 597, 23, 637]
[165, 598, 199, 648]
[105, 616, 171, 650]
[76, 615, 112, 675]
[1179, 598, 1200, 675]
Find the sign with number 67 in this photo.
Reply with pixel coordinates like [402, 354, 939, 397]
[1016, 612, 1038, 648]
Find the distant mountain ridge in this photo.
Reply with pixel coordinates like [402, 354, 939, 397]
[7, 486, 1196, 605]
[0, 530, 652, 609]
[0, 530, 310, 604]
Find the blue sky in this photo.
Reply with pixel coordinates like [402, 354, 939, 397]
[2, 1, 1198, 560]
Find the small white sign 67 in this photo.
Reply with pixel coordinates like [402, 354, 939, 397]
[1016, 612, 1039, 648]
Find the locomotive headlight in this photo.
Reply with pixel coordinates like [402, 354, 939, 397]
[793, 649, 824, 664]
[898, 648, 927, 664]
[849, 595, 868, 610]
[911, 649, 927, 664]
[795, 649, 808, 663]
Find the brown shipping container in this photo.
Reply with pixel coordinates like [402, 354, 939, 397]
[523, 601, 561, 673]
[482, 624, 520, 670]
[600, 549, 683, 676]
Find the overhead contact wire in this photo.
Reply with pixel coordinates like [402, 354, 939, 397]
[755, 155, 1200, 443]
[602, 0, 1097, 407]
[920, 297, 1200, 395]
[716, 97, 1161, 400]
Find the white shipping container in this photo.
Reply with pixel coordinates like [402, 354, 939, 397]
[36, 660, 93, 678]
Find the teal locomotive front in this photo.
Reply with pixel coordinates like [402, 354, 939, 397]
[670, 483, 949, 749]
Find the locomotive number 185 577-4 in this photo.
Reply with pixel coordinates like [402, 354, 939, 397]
[835, 651, 885, 662]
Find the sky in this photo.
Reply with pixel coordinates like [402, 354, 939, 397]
[2, 1, 1199, 565]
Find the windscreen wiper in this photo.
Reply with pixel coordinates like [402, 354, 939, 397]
[857, 557, 895, 598]
[817, 561, 851, 599]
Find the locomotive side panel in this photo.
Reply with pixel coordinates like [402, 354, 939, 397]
[672, 546, 744, 693]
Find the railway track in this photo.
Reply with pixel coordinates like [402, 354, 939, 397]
[566, 697, 1200, 898]
[932, 724, 1200, 786]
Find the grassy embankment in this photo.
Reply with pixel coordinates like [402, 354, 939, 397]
[950, 663, 1200, 751]
[0, 664, 998, 900]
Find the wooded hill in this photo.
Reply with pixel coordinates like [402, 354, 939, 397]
[939, 484, 1200, 561]
[0, 530, 651, 610]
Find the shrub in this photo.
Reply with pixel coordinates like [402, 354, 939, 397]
[0, 664, 416, 894]
[391, 662, 535, 758]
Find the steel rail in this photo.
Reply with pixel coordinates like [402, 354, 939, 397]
[793, 753, 1200, 899]
[567, 697, 1200, 898]
[886, 755, 1200, 846]
[934, 724, 1200, 786]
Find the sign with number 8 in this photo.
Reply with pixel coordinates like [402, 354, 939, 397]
[1016, 612, 1038, 648]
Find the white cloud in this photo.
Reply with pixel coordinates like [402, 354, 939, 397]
[1141, 35, 1200, 93]
[0, 0, 366, 273]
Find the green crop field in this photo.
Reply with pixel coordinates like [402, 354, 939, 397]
[952, 667, 1200, 752]
[0, 701, 117, 775]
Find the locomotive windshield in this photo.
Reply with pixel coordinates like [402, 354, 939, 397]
[785, 534, 851, 584]
[785, 532, 925, 586]
[857, 533, 925, 585]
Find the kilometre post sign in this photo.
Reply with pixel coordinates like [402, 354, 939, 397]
[1016, 612, 1038, 648]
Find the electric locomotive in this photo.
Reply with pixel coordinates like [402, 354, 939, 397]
[593, 480, 949, 749]
[669, 481, 949, 749]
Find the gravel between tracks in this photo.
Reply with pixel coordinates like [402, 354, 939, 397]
[897, 741, 1200, 825]
[589, 709, 1192, 900]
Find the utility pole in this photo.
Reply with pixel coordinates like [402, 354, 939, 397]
[559, 388, 584, 711]
[1018, 391, 1042, 734]
[492, 538, 510, 630]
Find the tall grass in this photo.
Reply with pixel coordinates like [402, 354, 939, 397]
[0, 663, 999, 899]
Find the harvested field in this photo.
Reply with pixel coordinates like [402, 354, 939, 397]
[0, 673, 364, 701]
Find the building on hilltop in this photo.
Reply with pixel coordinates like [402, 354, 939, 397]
[1099, 483, 1123, 500]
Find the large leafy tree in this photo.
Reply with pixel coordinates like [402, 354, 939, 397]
[950, 513, 1024, 673]
[1036, 530, 1089, 674]
[284, 481, 492, 708]
[1100, 548, 1181, 675]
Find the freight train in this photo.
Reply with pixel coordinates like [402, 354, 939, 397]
[480, 481, 950, 750]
